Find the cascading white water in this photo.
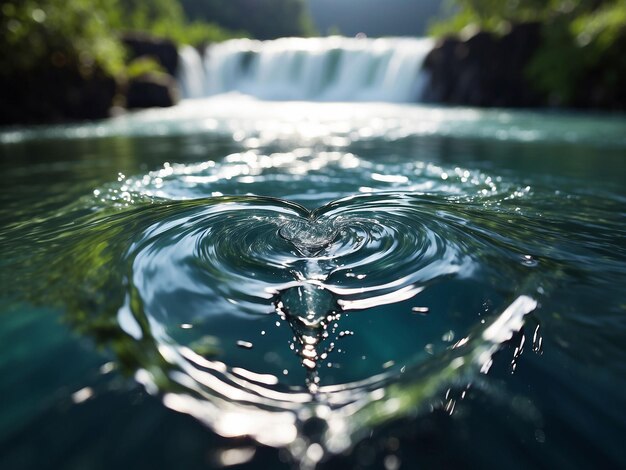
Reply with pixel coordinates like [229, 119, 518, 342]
[176, 45, 206, 99]
[177, 37, 434, 102]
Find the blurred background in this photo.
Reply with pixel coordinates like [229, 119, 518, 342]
[0, 0, 625, 125]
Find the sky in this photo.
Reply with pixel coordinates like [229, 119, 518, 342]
[307, 0, 446, 37]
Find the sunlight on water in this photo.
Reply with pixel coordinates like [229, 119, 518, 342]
[1, 98, 625, 468]
[3, 97, 626, 149]
[6, 143, 615, 465]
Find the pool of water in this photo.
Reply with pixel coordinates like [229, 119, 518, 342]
[1, 97, 625, 469]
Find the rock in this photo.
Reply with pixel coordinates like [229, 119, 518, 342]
[573, 32, 626, 110]
[0, 31, 182, 125]
[422, 23, 545, 108]
[126, 73, 179, 109]
[0, 63, 116, 125]
[121, 33, 179, 76]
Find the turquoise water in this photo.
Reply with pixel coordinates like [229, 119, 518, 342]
[1, 98, 626, 469]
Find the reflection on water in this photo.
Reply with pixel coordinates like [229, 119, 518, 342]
[1, 100, 626, 468]
[3, 96, 626, 149]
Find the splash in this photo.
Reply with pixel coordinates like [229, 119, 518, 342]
[279, 218, 341, 256]
[28, 134, 626, 469]
[2, 181, 551, 467]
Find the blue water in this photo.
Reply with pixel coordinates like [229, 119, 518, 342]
[1, 98, 625, 469]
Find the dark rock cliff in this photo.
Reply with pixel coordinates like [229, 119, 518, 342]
[122, 34, 181, 109]
[422, 23, 545, 108]
[0, 33, 181, 126]
[422, 22, 626, 110]
[0, 64, 117, 126]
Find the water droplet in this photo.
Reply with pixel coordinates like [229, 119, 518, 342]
[306, 443, 324, 464]
[521, 254, 538, 267]
[71, 387, 94, 404]
[384, 454, 401, 470]
[99, 362, 115, 374]
[442, 330, 455, 342]
[215, 447, 256, 467]
[532, 324, 544, 355]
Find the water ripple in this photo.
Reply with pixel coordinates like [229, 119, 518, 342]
[5, 154, 625, 466]
[7, 191, 546, 461]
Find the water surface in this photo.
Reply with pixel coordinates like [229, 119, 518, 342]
[1, 98, 625, 469]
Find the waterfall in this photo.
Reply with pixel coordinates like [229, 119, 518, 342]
[177, 37, 434, 102]
[176, 45, 206, 99]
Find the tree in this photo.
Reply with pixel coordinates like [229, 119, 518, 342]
[0, 0, 125, 77]
[179, 0, 317, 40]
[430, 0, 626, 107]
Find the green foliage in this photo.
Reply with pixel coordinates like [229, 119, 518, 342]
[150, 20, 244, 45]
[429, 0, 615, 34]
[116, 0, 241, 45]
[125, 56, 166, 80]
[429, 0, 626, 38]
[430, 0, 539, 36]
[525, 18, 585, 104]
[428, 8, 483, 37]
[179, 0, 317, 40]
[1, 0, 317, 84]
[0, 0, 126, 77]
[429, 0, 626, 106]
[116, 0, 186, 30]
[0, 0, 243, 84]
[571, 0, 626, 53]
[528, 0, 626, 104]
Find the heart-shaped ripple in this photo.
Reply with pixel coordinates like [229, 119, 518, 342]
[14, 192, 540, 459]
[279, 218, 342, 256]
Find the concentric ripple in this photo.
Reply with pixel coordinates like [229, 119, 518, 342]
[14, 152, 613, 464]
[2, 96, 626, 469]
[55, 185, 542, 463]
